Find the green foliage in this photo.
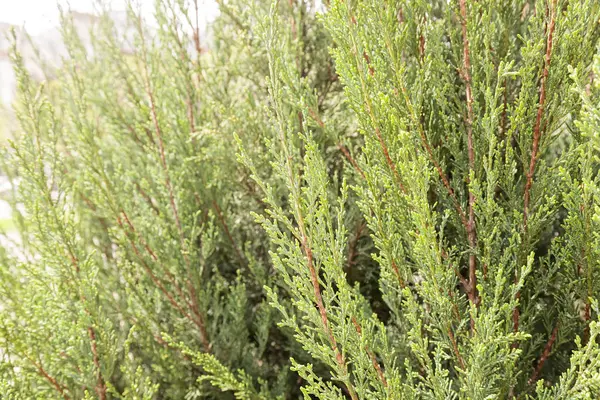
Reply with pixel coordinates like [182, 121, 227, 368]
[1, 0, 600, 398]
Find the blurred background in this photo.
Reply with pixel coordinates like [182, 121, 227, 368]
[0, 0, 218, 245]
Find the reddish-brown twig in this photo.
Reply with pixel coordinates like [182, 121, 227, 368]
[528, 323, 559, 385]
[448, 326, 466, 370]
[351, 317, 388, 387]
[306, 107, 366, 180]
[88, 327, 106, 400]
[117, 215, 211, 352]
[515, 0, 558, 340]
[135, 15, 210, 353]
[523, 0, 557, 229]
[26, 356, 70, 399]
[459, 0, 479, 314]
[338, 143, 366, 179]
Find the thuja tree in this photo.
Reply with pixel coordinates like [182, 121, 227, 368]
[2, 0, 600, 399]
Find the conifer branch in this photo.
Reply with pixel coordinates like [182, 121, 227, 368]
[346, 221, 365, 270]
[214, 0, 249, 31]
[448, 326, 466, 370]
[348, 27, 406, 193]
[71, 262, 107, 400]
[119, 211, 189, 306]
[515, 0, 558, 340]
[459, 0, 479, 312]
[383, 24, 468, 231]
[528, 323, 559, 385]
[192, 0, 202, 56]
[117, 214, 211, 352]
[134, 13, 210, 354]
[523, 0, 557, 229]
[273, 85, 358, 400]
[32, 149, 109, 399]
[303, 230, 357, 400]
[163, 5, 198, 132]
[23, 354, 71, 400]
[338, 143, 366, 179]
[137, 20, 188, 265]
[87, 327, 107, 400]
[134, 183, 160, 216]
[6, 1, 600, 397]
[351, 317, 388, 387]
[583, 301, 591, 345]
[307, 106, 365, 179]
[391, 259, 407, 288]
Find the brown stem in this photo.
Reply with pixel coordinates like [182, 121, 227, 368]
[500, 81, 508, 137]
[139, 34, 187, 265]
[528, 323, 559, 385]
[117, 215, 211, 352]
[276, 105, 357, 399]
[346, 221, 366, 270]
[307, 107, 366, 180]
[515, 0, 558, 341]
[23, 354, 70, 400]
[351, 317, 388, 387]
[303, 233, 357, 400]
[459, 0, 479, 314]
[348, 26, 406, 193]
[512, 279, 521, 346]
[523, 0, 557, 229]
[448, 326, 466, 370]
[120, 211, 189, 307]
[87, 327, 107, 400]
[383, 20, 468, 230]
[399, 84, 468, 230]
[192, 0, 201, 56]
[338, 143, 366, 179]
[135, 183, 160, 215]
[63, 240, 107, 399]
[391, 259, 407, 288]
[135, 15, 210, 352]
[583, 302, 591, 344]
[372, 118, 405, 193]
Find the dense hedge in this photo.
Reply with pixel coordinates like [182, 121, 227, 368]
[1, 1, 600, 398]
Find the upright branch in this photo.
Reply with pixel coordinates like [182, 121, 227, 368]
[303, 233, 357, 400]
[271, 75, 357, 398]
[280, 140, 358, 400]
[523, 0, 557, 229]
[528, 323, 560, 385]
[192, 0, 201, 55]
[351, 317, 388, 387]
[459, 0, 479, 311]
[381, 15, 468, 231]
[398, 79, 468, 231]
[87, 327, 107, 400]
[23, 354, 70, 400]
[117, 214, 211, 352]
[514, 0, 558, 339]
[138, 22, 187, 265]
[348, 25, 406, 193]
[135, 13, 210, 351]
[448, 326, 466, 370]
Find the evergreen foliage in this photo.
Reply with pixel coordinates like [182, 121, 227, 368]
[1, 0, 600, 398]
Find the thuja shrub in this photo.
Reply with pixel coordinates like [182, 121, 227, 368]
[1, 0, 600, 398]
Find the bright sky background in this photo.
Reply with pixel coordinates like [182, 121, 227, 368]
[0, 0, 219, 35]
